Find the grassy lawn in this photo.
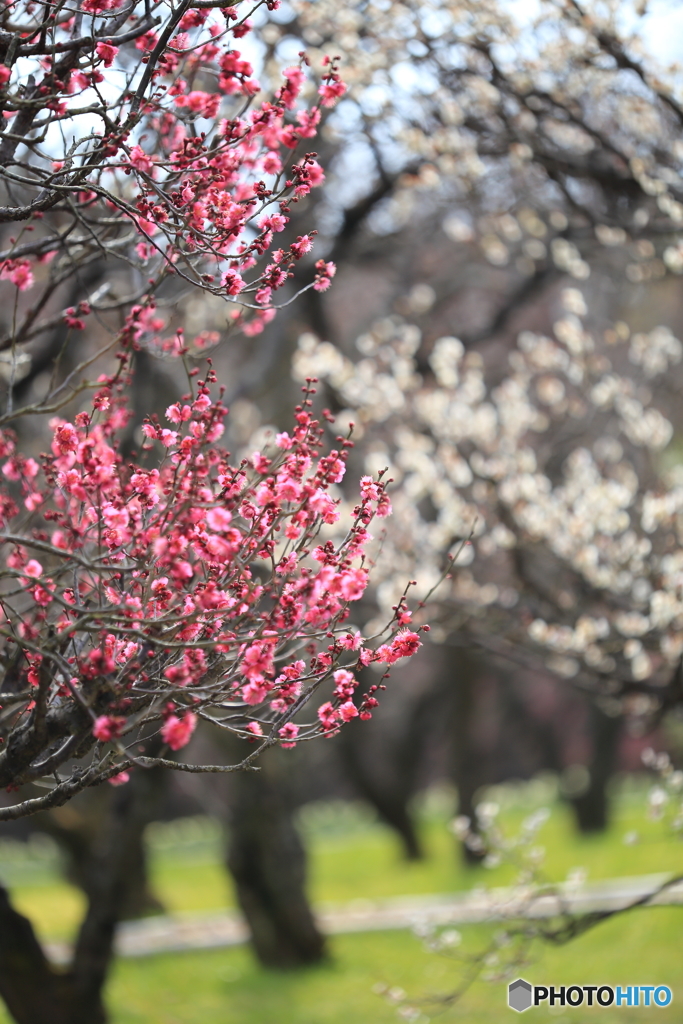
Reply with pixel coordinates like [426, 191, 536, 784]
[105, 909, 683, 1024]
[0, 776, 681, 1022]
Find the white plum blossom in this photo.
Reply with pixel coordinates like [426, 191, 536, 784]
[293, 292, 683, 708]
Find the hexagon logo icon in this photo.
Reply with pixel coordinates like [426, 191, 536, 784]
[508, 978, 533, 1012]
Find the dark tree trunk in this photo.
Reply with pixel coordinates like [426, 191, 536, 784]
[570, 704, 622, 833]
[339, 692, 426, 861]
[341, 760, 423, 860]
[0, 885, 86, 1024]
[37, 768, 165, 920]
[0, 762, 165, 1024]
[450, 649, 488, 865]
[336, 645, 459, 862]
[226, 746, 326, 968]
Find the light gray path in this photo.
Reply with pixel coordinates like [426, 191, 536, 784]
[45, 873, 683, 964]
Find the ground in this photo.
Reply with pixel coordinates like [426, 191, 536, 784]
[0, 776, 681, 1023]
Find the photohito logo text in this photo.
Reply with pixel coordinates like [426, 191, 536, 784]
[508, 979, 672, 1012]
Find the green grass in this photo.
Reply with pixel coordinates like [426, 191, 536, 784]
[104, 908, 683, 1024]
[0, 776, 681, 1023]
[4, 911, 678, 1023]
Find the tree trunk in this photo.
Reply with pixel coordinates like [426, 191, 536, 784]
[0, 885, 87, 1024]
[570, 704, 622, 833]
[0, 762, 165, 1024]
[37, 770, 165, 920]
[339, 699, 424, 861]
[0, 848, 112, 1024]
[341, 761, 423, 860]
[226, 746, 326, 968]
[450, 650, 488, 865]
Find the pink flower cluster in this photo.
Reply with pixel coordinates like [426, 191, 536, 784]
[0, 258, 34, 291]
[2, 8, 347, 342]
[0, 9, 424, 798]
[0, 376, 424, 780]
[315, 631, 423, 734]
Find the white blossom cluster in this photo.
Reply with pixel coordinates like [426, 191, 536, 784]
[267, 0, 683, 286]
[293, 288, 683, 702]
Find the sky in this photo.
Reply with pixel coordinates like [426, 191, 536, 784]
[507, 0, 683, 66]
[639, 1, 683, 64]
